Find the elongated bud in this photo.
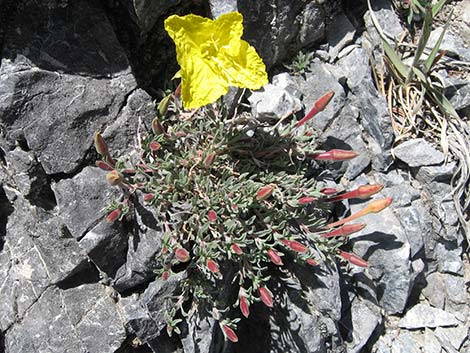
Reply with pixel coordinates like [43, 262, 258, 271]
[175, 248, 190, 263]
[267, 248, 283, 266]
[258, 286, 274, 307]
[309, 149, 358, 161]
[204, 153, 216, 167]
[208, 210, 217, 222]
[306, 258, 318, 266]
[231, 243, 243, 255]
[339, 250, 368, 268]
[221, 324, 238, 343]
[256, 185, 274, 201]
[280, 239, 308, 253]
[296, 91, 335, 127]
[95, 160, 114, 171]
[106, 170, 123, 186]
[143, 193, 155, 202]
[320, 187, 337, 195]
[151, 117, 164, 135]
[158, 95, 172, 116]
[94, 132, 108, 156]
[149, 141, 161, 151]
[162, 270, 169, 281]
[106, 209, 121, 223]
[298, 196, 316, 204]
[327, 197, 393, 228]
[326, 184, 384, 202]
[323, 223, 366, 237]
[174, 83, 182, 98]
[239, 295, 250, 318]
[121, 169, 137, 175]
[206, 259, 220, 273]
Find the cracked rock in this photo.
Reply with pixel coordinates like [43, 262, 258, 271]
[398, 303, 459, 329]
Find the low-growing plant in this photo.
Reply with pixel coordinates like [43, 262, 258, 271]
[94, 11, 393, 343]
[284, 50, 315, 76]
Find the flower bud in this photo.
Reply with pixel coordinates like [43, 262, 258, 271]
[203, 153, 216, 167]
[95, 160, 113, 171]
[206, 259, 220, 273]
[143, 193, 155, 202]
[239, 295, 250, 318]
[175, 248, 190, 263]
[320, 187, 337, 195]
[207, 210, 217, 222]
[151, 117, 164, 135]
[94, 132, 108, 156]
[231, 243, 243, 255]
[280, 239, 308, 253]
[106, 170, 123, 186]
[256, 185, 273, 201]
[323, 223, 366, 237]
[106, 209, 121, 223]
[298, 196, 316, 204]
[149, 141, 161, 151]
[339, 250, 368, 267]
[162, 270, 169, 281]
[308, 149, 358, 161]
[306, 258, 318, 266]
[221, 324, 238, 343]
[267, 248, 283, 266]
[158, 94, 172, 116]
[258, 286, 274, 307]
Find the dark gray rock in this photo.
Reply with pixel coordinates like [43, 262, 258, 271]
[248, 84, 302, 121]
[415, 162, 456, 185]
[53, 166, 121, 240]
[393, 138, 445, 168]
[346, 297, 382, 353]
[0, 0, 137, 174]
[396, 200, 431, 258]
[113, 195, 164, 291]
[79, 220, 128, 278]
[327, 13, 356, 61]
[180, 308, 220, 353]
[0, 194, 88, 331]
[398, 303, 459, 329]
[5, 284, 126, 353]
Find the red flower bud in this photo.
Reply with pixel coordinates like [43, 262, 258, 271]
[175, 248, 190, 263]
[221, 324, 238, 343]
[296, 91, 335, 127]
[162, 271, 169, 281]
[149, 141, 161, 151]
[256, 185, 274, 201]
[206, 259, 220, 273]
[143, 193, 155, 202]
[106, 209, 121, 223]
[308, 149, 358, 161]
[323, 223, 366, 237]
[298, 196, 316, 204]
[258, 286, 274, 307]
[208, 210, 217, 222]
[95, 160, 114, 171]
[121, 169, 137, 175]
[204, 153, 216, 167]
[231, 243, 243, 255]
[326, 184, 384, 202]
[320, 187, 337, 195]
[239, 295, 250, 318]
[339, 251, 368, 268]
[306, 258, 318, 266]
[94, 132, 108, 156]
[280, 239, 308, 253]
[267, 248, 283, 266]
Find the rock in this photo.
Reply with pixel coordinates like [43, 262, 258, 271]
[208, 0, 237, 18]
[398, 303, 459, 329]
[423, 329, 443, 353]
[0, 0, 137, 174]
[365, 0, 403, 41]
[440, 72, 470, 117]
[427, 27, 470, 62]
[0, 195, 88, 331]
[415, 162, 456, 185]
[121, 0, 181, 34]
[434, 326, 468, 352]
[346, 297, 382, 353]
[5, 284, 126, 353]
[434, 239, 463, 275]
[113, 196, 164, 291]
[327, 13, 356, 61]
[391, 331, 421, 353]
[248, 84, 302, 121]
[53, 167, 121, 240]
[79, 220, 128, 278]
[393, 138, 445, 167]
[180, 308, 221, 353]
[272, 73, 302, 99]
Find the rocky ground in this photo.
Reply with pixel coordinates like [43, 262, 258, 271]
[0, 0, 468, 352]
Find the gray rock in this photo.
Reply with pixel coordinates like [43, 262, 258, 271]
[248, 84, 302, 121]
[423, 329, 443, 353]
[327, 13, 356, 60]
[113, 196, 164, 291]
[5, 284, 126, 353]
[272, 73, 302, 99]
[208, 0, 237, 18]
[346, 297, 382, 353]
[434, 240, 463, 275]
[391, 331, 421, 353]
[0, 0, 137, 174]
[53, 167, 121, 240]
[434, 326, 468, 351]
[393, 138, 445, 168]
[0, 195, 88, 331]
[180, 308, 221, 353]
[366, 0, 403, 41]
[398, 303, 459, 329]
[415, 162, 456, 185]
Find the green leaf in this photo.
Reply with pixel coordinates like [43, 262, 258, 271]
[432, 0, 447, 17]
[424, 11, 452, 73]
[383, 39, 409, 78]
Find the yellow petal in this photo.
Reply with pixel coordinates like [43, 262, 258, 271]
[164, 12, 268, 109]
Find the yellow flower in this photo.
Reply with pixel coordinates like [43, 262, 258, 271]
[164, 12, 268, 109]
